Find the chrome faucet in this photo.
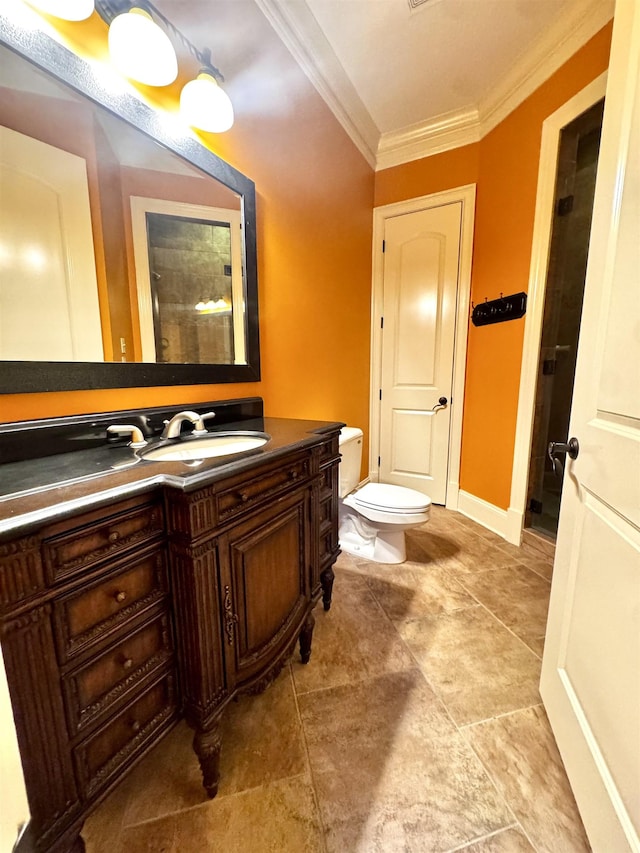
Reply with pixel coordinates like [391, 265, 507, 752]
[161, 410, 215, 440]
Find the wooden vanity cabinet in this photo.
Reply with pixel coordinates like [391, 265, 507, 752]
[0, 429, 341, 853]
[0, 494, 175, 853]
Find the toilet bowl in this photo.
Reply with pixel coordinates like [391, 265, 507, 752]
[338, 427, 431, 564]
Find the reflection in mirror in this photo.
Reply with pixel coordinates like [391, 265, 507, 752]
[0, 43, 245, 366]
[0, 16, 259, 392]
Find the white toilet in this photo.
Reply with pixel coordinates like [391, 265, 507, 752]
[339, 427, 431, 564]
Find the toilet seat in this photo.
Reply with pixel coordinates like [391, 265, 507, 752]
[352, 482, 431, 515]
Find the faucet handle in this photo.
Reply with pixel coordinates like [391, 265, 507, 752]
[107, 424, 147, 448]
[192, 411, 216, 436]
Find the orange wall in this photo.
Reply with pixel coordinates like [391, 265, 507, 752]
[374, 23, 612, 509]
[1, 4, 374, 455]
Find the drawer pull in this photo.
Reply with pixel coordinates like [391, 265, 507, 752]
[289, 469, 299, 481]
[238, 491, 249, 503]
[122, 656, 134, 671]
[114, 590, 127, 603]
[131, 719, 141, 733]
[108, 530, 120, 543]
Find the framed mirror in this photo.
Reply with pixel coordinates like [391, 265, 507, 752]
[0, 14, 260, 393]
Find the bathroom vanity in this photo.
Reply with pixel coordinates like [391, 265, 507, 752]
[0, 400, 341, 853]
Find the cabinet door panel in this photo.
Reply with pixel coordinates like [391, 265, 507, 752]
[223, 490, 310, 686]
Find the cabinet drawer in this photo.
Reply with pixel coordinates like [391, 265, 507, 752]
[217, 455, 311, 520]
[55, 548, 168, 662]
[64, 611, 173, 734]
[75, 671, 177, 797]
[43, 499, 164, 583]
[318, 435, 339, 462]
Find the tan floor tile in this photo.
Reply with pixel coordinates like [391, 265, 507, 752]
[456, 564, 551, 648]
[524, 634, 546, 658]
[298, 670, 513, 852]
[118, 671, 306, 826]
[116, 774, 324, 853]
[83, 771, 132, 853]
[119, 723, 208, 828]
[291, 571, 415, 695]
[399, 607, 542, 725]
[217, 668, 307, 796]
[514, 552, 554, 582]
[454, 825, 535, 852]
[521, 529, 556, 560]
[431, 538, 524, 575]
[364, 562, 477, 621]
[465, 705, 591, 853]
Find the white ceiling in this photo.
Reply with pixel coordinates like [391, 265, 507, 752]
[254, 0, 614, 168]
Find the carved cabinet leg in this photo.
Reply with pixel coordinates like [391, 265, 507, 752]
[321, 565, 335, 611]
[299, 610, 315, 664]
[193, 722, 222, 798]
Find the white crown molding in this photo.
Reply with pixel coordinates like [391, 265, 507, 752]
[479, 0, 615, 137]
[375, 107, 481, 172]
[254, 0, 378, 169]
[258, 0, 614, 174]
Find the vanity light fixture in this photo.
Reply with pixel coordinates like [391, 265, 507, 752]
[94, 0, 234, 131]
[25, 0, 95, 20]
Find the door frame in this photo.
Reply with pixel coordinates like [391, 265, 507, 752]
[370, 184, 476, 509]
[507, 73, 607, 544]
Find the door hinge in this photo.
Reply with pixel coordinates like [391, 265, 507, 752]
[382, 239, 386, 253]
[380, 316, 384, 329]
[378, 456, 381, 467]
[529, 498, 543, 514]
[379, 389, 382, 400]
[557, 195, 574, 216]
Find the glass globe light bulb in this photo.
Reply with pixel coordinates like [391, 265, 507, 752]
[180, 72, 234, 133]
[108, 7, 178, 87]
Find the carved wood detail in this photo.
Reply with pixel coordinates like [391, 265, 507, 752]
[192, 719, 223, 798]
[43, 506, 164, 578]
[0, 536, 44, 610]
[169, 542, 228, 722]
[75, 648, 173, 730]
[223, 584, 239, 645]
[82, 702, 176, 797]
[1, 602, 81, 839]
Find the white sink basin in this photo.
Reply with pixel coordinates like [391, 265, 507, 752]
[141, 432, 269, 462]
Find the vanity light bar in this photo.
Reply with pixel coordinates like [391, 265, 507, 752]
[96, 0, 225, 83]
[74, 0, 234, 131]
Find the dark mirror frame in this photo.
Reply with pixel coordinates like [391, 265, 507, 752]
[0, 14, 260, 393]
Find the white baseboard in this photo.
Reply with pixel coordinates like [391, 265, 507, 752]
[457, 491, 522, 545]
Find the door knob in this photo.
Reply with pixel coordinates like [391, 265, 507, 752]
[548, 437, 579, 477]
[431, 396, 448, 411]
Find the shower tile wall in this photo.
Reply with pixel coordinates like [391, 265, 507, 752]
[147, 214, 233, 364]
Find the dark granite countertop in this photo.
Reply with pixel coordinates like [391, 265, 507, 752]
[0, 417, 343, 539]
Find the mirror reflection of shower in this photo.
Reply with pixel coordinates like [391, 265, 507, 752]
[147, 213, 234, 364]
[131, 197, 246, 365]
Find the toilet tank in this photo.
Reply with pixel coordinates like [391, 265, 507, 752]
[339, 427, 363, 497]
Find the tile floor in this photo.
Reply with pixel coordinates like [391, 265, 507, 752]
[84, 506, 590, 853]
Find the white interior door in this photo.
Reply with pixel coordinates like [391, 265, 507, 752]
[0, 125, 103, 361]
[378, 202, 462, 504]
[540, 2, 640, 850]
